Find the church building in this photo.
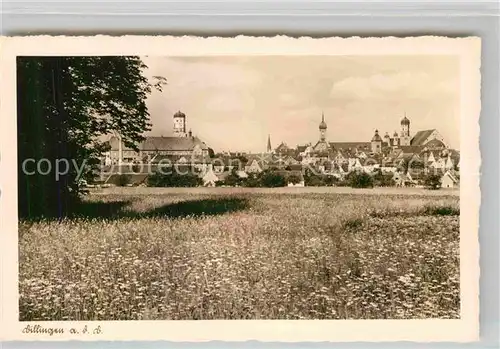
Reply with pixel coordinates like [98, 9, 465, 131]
[312, 113, 330, 153]
[106, 110, 210, 165]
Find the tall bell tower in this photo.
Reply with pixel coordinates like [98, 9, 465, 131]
[173, 110, 187, 137]
[319, 112, 327, 142]
[400, 113, 411, 146]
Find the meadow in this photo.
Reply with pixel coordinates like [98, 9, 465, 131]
[19, 189, 460, 320]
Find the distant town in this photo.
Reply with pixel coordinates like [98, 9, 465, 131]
[101, 110, 460, 189]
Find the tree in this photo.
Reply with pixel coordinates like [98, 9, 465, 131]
[303, 167, 325, 187]
[117, 174, 132, 187]
[347, 171, 374, 188]
[372, 169, 396, 187]
[242, 173, 261, 188]
[147, 171, 201, 187]
[17, 56, 166, 218]
[258, 170, 287, 188]
[287, 173, 302, 185]
[208, 148, 215, 158]
[423, 173, 442, 190]
[223, 169, 242, 187]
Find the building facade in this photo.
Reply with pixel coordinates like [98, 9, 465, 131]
[105, 111, 210, 165]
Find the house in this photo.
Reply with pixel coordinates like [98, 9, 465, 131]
[275, 142, 296, 156]
[393, 172, 413, 187]
[348, 158, 364, 172]
[245, 159, 263, 174]
[329, 142, 371, 153]
[297, 144, 312, 158]
[445, 155, 455, 170]
[236, 170, 249, 179]
[211, 157, 242, 173]
[107, 135, 210, 165]
[407, 170, 425, 186]
[244, 153, 273, 174]
[429, 157, 447, 171]
[410, 129, 447, 147]
[441, 171, 459, 188]
[201, 165, 220, 187]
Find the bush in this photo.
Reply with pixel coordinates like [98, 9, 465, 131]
[147, 171, 202, 187]
[222, 169, 242, 187]
[242, 173, 261, 188]
[258, 170, 287, 188]
[373, 170, 396, 187]
[287, 173, 302, 185]
[131, 164, 142, 173]
[117, 174, 132, 187]
[347, 171, 374, 188]
[423, 173, 442, 190]
[424, 205, 459, 216]
[303, 168, 337, 187]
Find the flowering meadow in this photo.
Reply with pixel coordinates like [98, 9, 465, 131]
[19, 191, 460, 320]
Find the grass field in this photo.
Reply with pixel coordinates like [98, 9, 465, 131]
[19, 189, 460, 320]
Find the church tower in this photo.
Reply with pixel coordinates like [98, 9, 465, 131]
[319, 112, 327, 142]
[173, 110, 187, 137]
[393, 131, 400, 147]
[371, 129, 382, 153]
[267, 134, 272, 153]
[400, 113, 411, 146]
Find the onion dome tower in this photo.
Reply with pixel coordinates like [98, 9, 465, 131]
[371, 129, 382, 153]
[400, 113, 411, 145]
[319, 112, 327, 142]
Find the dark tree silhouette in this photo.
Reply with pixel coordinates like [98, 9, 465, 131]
[17, 56, 165, 218]
[208, 148, 215, 158]
[424, 173, 442, 190]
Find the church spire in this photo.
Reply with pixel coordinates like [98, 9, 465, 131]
[319, 112, 327, 142]
[267, 134, 272, 153]
[319, 112, 327, 130]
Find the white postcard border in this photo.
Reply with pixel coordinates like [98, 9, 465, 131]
[0, 35, 481, 342]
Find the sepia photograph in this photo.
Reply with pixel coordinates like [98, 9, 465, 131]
[0, 36, 480, 341]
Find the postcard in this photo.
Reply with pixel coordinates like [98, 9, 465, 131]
[0, 35, 481, 342]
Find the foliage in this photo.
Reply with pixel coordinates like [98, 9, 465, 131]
[424, 173, 442, 190]
[287, 173, 302, 185]
[241, 173, 261, 188]
[258, 170, 287, 188]
[208, 148, 215, 158]
[117, 174, 132, 187]
[346, 171, 374, 188]
[19, 192, 460, 320]
[237, 155, 248, 165]
[17, 56, 165, 218]
[303, 168, 337, 187]
[372, 169, 396, 187]
[147, 171, 202, 187]
[221, 169, 242, 187]
[131, 163, 142, 173]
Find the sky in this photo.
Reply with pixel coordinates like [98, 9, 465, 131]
[141, 55, 460, 153]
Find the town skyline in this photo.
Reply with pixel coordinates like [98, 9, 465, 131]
[141, 55, 460, 153]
